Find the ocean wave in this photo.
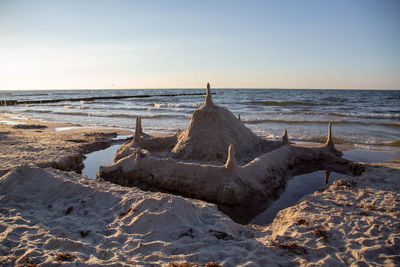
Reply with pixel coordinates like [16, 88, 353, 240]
[141, 126, 181, 132]
[153, 103, 199, 109]
[382, 123, 400, 128]
[52, 92, 81, 95]
[109, 113, 186, 119]
[244, 118, 330, 125]
[261, 133, 399, 149]
[298, 136, 399, 148]
[251, 110, 400, 121]
[85, 100, 123, 105]
[96, 124, 179, 133]
[75, 106, 148, 111]
[27, 110, 188, 120]
[328, 112, 400, 120]
[0, 92, 12, 96]
[2, 113, 29, 120]
[321, 97, 347, 102]
[52, 111, 90, 116]
[11, 93, 50, 97]
[27, 103, 85, 107]
[25, 109, 52, 113]
[386, 96, 400, 100]
[249, 100, 317, 106]
[243, 118, 400, 127]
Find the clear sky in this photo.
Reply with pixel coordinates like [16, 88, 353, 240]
[0, 0, 399, 90]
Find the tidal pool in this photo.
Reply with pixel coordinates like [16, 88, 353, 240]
[250, 149, 397, 225]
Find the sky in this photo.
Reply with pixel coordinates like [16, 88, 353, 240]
[0, 0, 399, 90]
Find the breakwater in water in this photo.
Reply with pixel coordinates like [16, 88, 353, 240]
[0, 92, 211, 106]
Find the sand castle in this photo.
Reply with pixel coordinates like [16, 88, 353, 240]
[98, 83, 363, 222]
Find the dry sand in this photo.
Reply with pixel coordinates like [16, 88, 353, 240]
[1, 116, 399, 266]
[258, 163, 400, 266]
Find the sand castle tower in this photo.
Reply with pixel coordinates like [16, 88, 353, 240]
[172, 83, 263, 161]
[325, 121, 342, 156]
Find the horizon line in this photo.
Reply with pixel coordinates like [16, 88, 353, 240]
[0, 87, 399, 91]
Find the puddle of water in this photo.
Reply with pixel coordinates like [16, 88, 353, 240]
[112, 134, 131, 141]
[343, 149, 397, 163]
[250, 149, 397, 225]
[81, 135, 130, 178]
[82, 144, 120, 178]
[250, 171, 341, 225]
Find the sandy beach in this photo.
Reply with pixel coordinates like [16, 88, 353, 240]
[0, 114, 132, 176]
[0, 113, 399, 266]
[2, 0, 399, 265]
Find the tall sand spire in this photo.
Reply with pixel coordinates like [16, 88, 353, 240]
[282, 128, 288, 143]
[326, 121, 333, 148]
[205, 82, 213, 105]
[139, 117, 142, 135]
[325, 121, 342, 156]
[172, 81, 262, 161]
[225, 144, 238, 170]
[134, 116, 142, 142]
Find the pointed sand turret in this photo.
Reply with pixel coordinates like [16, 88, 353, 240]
[134, 116, 142, 142]
[203, 82, 214, 107]
[326, 121, 333, 146]
[172, 83, 264, 161]
[224, 144, 238, 170]
[325, 121, 342, 156]
[282, 128, 288, 143]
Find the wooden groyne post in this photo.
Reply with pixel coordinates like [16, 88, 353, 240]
[0, 92, 214, 106]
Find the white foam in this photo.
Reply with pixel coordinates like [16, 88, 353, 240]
[153, 102, 199, 109]
[0, 120, 27, 125]
[4, 114, 28, 120]
[54, 126, 84, 131]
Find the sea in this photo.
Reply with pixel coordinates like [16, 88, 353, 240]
[1, 88, 399, 150]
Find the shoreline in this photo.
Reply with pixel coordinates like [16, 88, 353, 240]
[1, 108, 399, 151]
[0, 114, 132, 176]
[1, 114, 400, 266]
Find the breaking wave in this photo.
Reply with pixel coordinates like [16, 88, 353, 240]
[153, 103, 200, 109]
[243, 118, 399, 127]
[25, 110, 188, 120]
[321, 96, 347, 102]
[328, 112, 400, 120]
[249, 100, 317, 106]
